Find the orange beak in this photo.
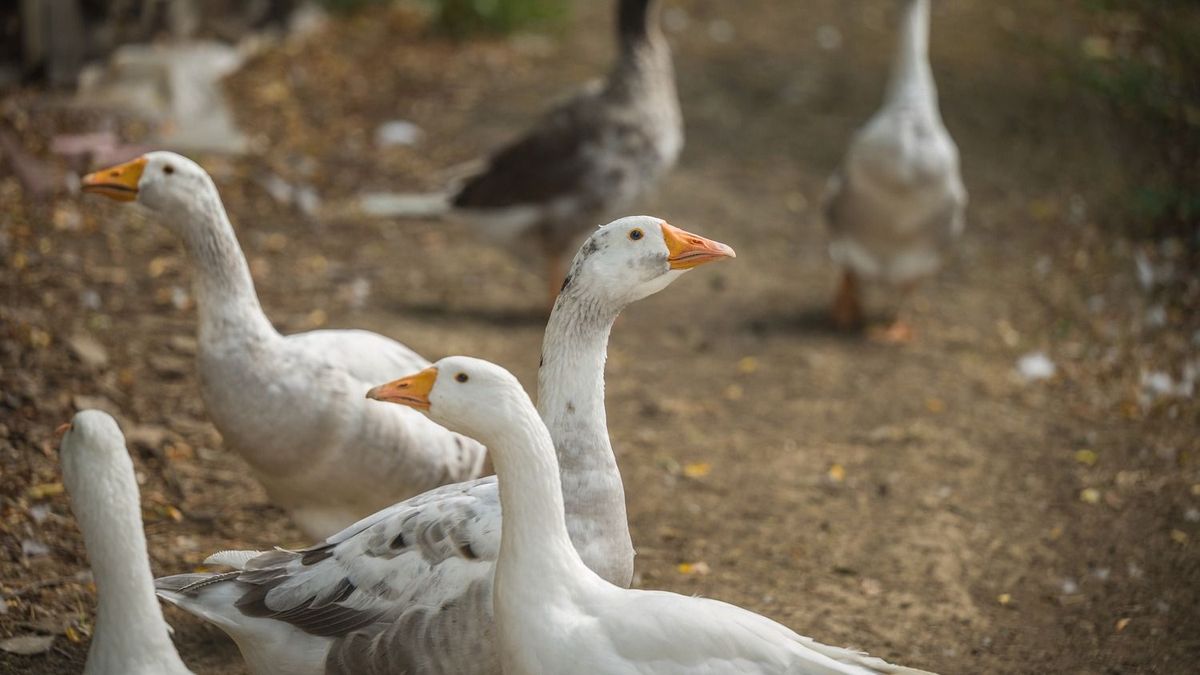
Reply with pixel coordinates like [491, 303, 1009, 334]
[661, 222, 736, 270]
[54, 422, 72, 441]
[366, 366, 438, 411]
[81, 156, 147, 202]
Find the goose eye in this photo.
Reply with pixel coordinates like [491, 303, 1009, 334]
[628, 228, 644, 241]
[455, 373, 469, 383]
[163, 164, 175, 175]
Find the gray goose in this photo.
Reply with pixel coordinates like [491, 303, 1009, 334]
[451, 0, 682, 304]
[822, 0, 967, 342]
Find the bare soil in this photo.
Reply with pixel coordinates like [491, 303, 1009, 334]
[2, 1, 1198, 674]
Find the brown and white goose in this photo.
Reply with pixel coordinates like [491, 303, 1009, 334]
[450, 0, 682, 304]
[822, 0, 967, 342]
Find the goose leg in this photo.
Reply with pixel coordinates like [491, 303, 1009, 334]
[869, 280, 919, 344]
[831, 268, 863, 330]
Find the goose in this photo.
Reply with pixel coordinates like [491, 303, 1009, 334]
[80, 151, 488, 539]
[449, 0, 682, 304]
[153, 216, 735, 674]
[822, 0, 966, 342]
[374, 357, 939, 674]
[57, 410, 194, 675]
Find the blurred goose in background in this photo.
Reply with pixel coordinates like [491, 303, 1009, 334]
[154, 217, 734, 675]
[379, 357, 939, 675]
[81, 152, 488, 539]
[449, 0, 682, 305]
[58, 410, 194, 675]
[822, 0, 966, 342]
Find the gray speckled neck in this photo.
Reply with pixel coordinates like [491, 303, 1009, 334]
[536, 283, 634, 586]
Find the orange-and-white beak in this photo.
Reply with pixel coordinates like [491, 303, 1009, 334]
[366, 366, 438, 411]
[81, 156, 147, 202]
[662, 222, 736, 270]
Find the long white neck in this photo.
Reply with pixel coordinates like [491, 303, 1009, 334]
[492, 399, 594, 592]
[886, 0, 937, 110]
[67, 449, 188, 673]
[537, 288, 634, 586]
[171, 187, 277, 347]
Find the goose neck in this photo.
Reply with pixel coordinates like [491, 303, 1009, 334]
[492, 401, 591, 587]
[173, 189, 276, 344]
[886, 0, 936, 108]
[67, 455, 181, 667]
[537, 290, 634, 584]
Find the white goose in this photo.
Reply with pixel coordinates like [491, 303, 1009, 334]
[154, 216, 735, 674]
[377, 357, 939, 675]
[822, 0, 967, 342]
[57, 410, 193, 675]
[81, 152, 488, 539]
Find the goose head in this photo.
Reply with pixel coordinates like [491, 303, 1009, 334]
[563, 216, 734, 308]
[58, 409, 130, 487]
[82, 151, 217, 225]
[367, 356, 528, 445]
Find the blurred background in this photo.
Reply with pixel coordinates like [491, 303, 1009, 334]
[1, 0, 1197, 673]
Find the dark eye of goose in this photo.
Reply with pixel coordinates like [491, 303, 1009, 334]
[628, 228, 644, 241]
[455, 373, 469, 383]
[163, 164, 175, 175]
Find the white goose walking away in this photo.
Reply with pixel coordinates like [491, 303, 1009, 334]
[823, 0, 967, 342]
[154, 216, 735, 674]
[81, 152, 488, 539]
[58, 410, 193, 675]
[379, 357, 941, 675]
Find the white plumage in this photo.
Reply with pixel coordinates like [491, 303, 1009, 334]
[384, 357, 938, 675]
[81, 151, 488, 539]
[154, 217, 736, 674]
[58, 410, 194, 675]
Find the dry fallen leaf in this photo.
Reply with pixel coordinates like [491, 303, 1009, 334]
[1079, 488, 1101, 504]
[997, 593, 1012, 606]
[682, 462, 712, 478]
[676, 562, 711, 576]
[828, 464, 846, 483]
[737, 356, 758, 374]
[1115, 617, 1131, 633]
[1074, 449, 1098, 466]
[1170, 529, 1188, 544]
[26, 482, 64, 500]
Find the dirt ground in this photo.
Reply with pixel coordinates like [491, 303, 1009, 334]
[2, 1, 1198, 673]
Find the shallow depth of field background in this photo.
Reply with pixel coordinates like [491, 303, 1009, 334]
[1, 1, 1198, 673]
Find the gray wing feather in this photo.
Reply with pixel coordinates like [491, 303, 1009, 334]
[157, 476, 503, 672]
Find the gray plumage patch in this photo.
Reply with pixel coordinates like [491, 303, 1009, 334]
[301, 547, 334, 566]
[458, 542, 477, 560]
